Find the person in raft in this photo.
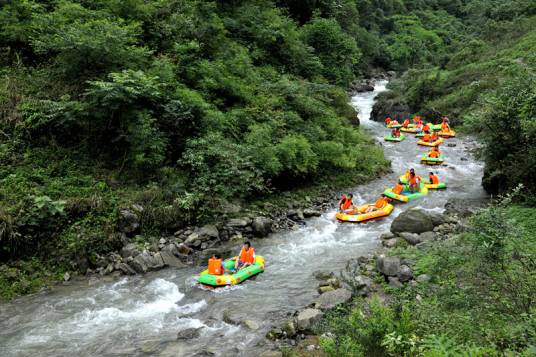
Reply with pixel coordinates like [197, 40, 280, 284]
[385, 117, 392, 125]
[429, 172, 440, 184]
[208, 254, 227, 276]
[365, 195, 390, 213]
[391, 127, 401, 138]
[430, 131, 439, 142]
[339, 193, 355, 212]
[408, 171, 422, 193]
[402, 118, 410, 127]
[403, 168, 416, 181]
[232, 241, 256, 271]
[428, 146, 441, 158]
[441, 117, 451, 132]
[393, 181, 405, 195]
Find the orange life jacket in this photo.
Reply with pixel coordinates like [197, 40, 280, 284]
[430, 174, 439, 184]
[239, 247, 255, 264]
[409, 175, 421, 185]
[423, 134, 430, 142]
[385, 117, 391, 124]
[208, 258, 223, 275]
[441, 122, 450, 131]
[429, 150, 440, 158]
[423, 124, 430, 132]
[342, 198, 352, 210]
[431, 133, 439, 141]
[402, 119, 410, 127]
[393, 184, 403, 195]
[375, 197, 389, 208]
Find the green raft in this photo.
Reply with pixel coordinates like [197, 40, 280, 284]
[383, 183, 428, 203]
[384, 134, 406, 142]
[421, 154, 445, 165]
[197, 256, 265, 287]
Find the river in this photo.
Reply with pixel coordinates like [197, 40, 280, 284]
[0, 80, 487, 357]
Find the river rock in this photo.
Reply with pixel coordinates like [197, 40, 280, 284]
[282, 319, 297, 337]
[177, 327, 203, 340]
[242, 320, 260, 330]
[398, 232, 422, 246]
[303, 209, 322, 217]
[397, 265, 413, 282]
[266, 327, 283, 340]
[118, 208, 140, 235]
[419, 231, 436, 242]
[354, 275, 373, 289]
[313, 271, 334, 281]
[318, 286, 334, 294]
[376, 255, 401, 276]
[287, 209, 305, 221]
[380, 232, 395, 240]
[120, 243, 140, 259]
[444, 198, 489, 217]
[426, 211, 447, 226]
[252, 217, 273, 237]
[117, 262, 136, 275]
[198, 224, 219, 240]
[160, 250, 187, 268]
[314, 288, 352, 310]
[227, 218, 251, 228]
[388, 276, 403, 288]
[223, 310, 240, 325]
[382, 238, 399, 248]
[130, 254, 149, 274]
[391, 209, 434, 234]
[297, 308, 323, 331]
[371, 93, 410, 122]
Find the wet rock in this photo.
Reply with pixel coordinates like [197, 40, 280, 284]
[313, 271, 334, 281]
[297, 308, 323, 331]
[382, 238, 399, 248]
[444, 198, 489, 217]
[426, 211, 447, 227]
[287, 209, 305, 221]
[314, 288, 352, 309]
[419, 231, 436, 242]
[120, 243, 140, 259]
[177, 327, 203, 340]
[149, 252, 165, 269]
[252, 217, 273, 237]
[227, 218, 251, 228]
[447, 143, 457, 147]
[380, 232, 395, 240]
[160, 250, 187, 268]
[327, 277, 340, 289]
[371, 94, 410, 122]
[266, 327, 283, 340]
[376, 255, 401, 277]
[391, 209, 434, 234]
[354, 275, 373, 289]
[398, 265, 413, 282]
[117, 262, 136, 275]
[130, 254, 149, 274]
[242, 320, 260, 330]
[303, 209, 322, 217]
[388, 276, 403, 288]
[352, 83, 375, 92]
[198, 225, 219, 241]
[223, 310, 240, 325]
[398, 232, 422, 246]
[118, 208, 140, 235]
[281, 320, 297, 337]
[318, 286, 334, 294]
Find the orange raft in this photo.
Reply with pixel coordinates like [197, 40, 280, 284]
[438, 130, 456, 138]
[335, 203, 394, 223]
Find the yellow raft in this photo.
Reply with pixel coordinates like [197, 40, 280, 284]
[400, 126, 420, 133]
[438, 130, 456, 138]
[417, 138, 443, 147]
[336, 203, 394, 223]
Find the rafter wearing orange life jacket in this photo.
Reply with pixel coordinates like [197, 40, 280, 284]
[208, 257, 223, 275]
[428, 147, 441, 158]
[429, 173, 440, 184]
[239, 246, 256, 264]
[402, 119, 410, 127]
[385, 117, 392, 125]
[393, 183, 404, 195]
[374, 196, 389, 208]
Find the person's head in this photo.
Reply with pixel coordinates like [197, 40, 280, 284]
[430, 172, 434, 176]
[348, 193, 353, 199]
[398, 180, 403, 185]
[244, 241, 251, 249]
[215, 254, 221, 259]
[410, 168, 415, 173]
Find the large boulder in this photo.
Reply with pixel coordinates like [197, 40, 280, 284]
[118, 208, 140, 235]
[177, 327, 203, 340]
[391, 209, 434, 234]
[120, 243, 140, 259]
[303, 209, 322, 218]
[314, 288, 352, 310]
[117, 262, 136, 275]
[398, 232, 422, 246]
[252, 217, 273, 237]
[227, 218, 251, 228]
[198, 224, 219, 240]
[444, 198, 489, 217]
[160, 249, 187, 268]
[370, 92, 410, 122]
[296, 308, 323, 331]
[376, 255, 401, 277]
[130, 254, 149, 274]
[397, 265, 414, 282]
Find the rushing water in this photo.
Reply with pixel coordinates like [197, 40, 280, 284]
[0, 81, 487, 357]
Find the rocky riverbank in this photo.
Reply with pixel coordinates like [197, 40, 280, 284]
[257, 197, 489, 357]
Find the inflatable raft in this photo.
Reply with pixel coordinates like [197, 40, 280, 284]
[415, 132, 424, 138]
[383, 183, 428, 202]
[336, 203, 394, 223]
[421, 154, 444, 165]
[197, 256, 265, 286]
[384, 134, 405, 142]
[423, 180, 447, 189]
[400, 127, 420, 134]
[428, 124, 442, 131]
[387, 123, 402, 128]
[438, 130, 456, 138]
[417, 138, 443, 147]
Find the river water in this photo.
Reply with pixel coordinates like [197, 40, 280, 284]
[0, 81, 487, 357]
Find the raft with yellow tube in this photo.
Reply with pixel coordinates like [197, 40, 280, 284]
[383, 183, 428, 202]
[421, 154, 444, 165]
[384, 134, 406, 142]
[417, 138, 443, 147]
[400, 175, 447, 189]
[197, 256, 264, 287]
[336, 203, 394, 223]
[438, 130, 456, 138]
[400, 126, 420, 134]
[387, 123, 402, 128]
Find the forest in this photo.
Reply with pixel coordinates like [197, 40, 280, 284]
[1, 0, 536, 354]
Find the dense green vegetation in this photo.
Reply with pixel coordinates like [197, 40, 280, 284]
[375, 1, 536, 196]
[320, 197, 536, 356]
